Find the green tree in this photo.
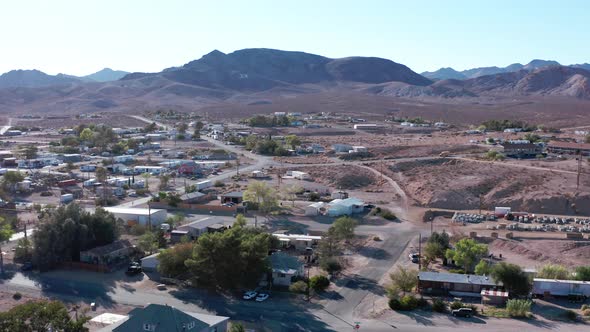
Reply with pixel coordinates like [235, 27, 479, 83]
[19, 144, 38, 160]
[574, 266, 590, 281]
[32, 204, 119, 271]
[159, 174, 170, 191]
[329, 216, 357, 240]
[157, 242, 193, 277]
[474, 259, 492, 276]
[79, 128, 94, 142]
[387, 266, 418, 296]
[138, 232, 158, 254]
[229, 323, 246, 332]
[309, 275, 330, 292]
[185, 221, 274, 288]
[538, 264, 570, 280]
[0, 217, 14, 275]
[285, 134, 301, 149]
[282, 184, 303, 206]
[491, 262, 531, 296]
[1, 171, 25, 193]
[445, 238, 488, 273]
[141, 172, 152, 191]
[0, 299, 89, 332]
[177, 122, 188, 134]
[144, 122, 158, 133]
[244, 181, 278, 213]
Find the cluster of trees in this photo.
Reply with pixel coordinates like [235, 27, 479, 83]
[0, 299, 89, 332]
[244, 181, 279, 213]
[18, 144, 38, 160]
[247, 115, 297, 127]
[536, 263, 590, 281]
[1, 170, 25, 194]
[480, 120, 536, 132]
[32, 203, 120, 270]
[228, 134, 301, 156]
[158, 215, 278, 288]
[423, 231, 451, 266]
[317, 216, 357, 273]
[0, 216, 14, 275]
[445, 238, 488, 273]
[484, 150, 505, 161]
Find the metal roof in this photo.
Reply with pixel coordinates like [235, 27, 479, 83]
[103, 207, 165, 216]
[419, 271, 499, 286]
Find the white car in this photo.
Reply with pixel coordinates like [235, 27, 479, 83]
[255, 293, 269, 302]
[156, 284, 167, 290]
[243, 291, 257, 300]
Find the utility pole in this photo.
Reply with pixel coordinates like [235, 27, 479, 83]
[418, 233, 422, 270]
[577, 150, 582, 192]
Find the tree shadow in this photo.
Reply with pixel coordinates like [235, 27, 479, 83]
[357, 246, 392, 260]
[447, 314, 487, 325]
[334, 274, 385, 295]
[267, 218, 310, 234]
[319, 290, 344, 301]
[169, 287, 337, 331]
[396, 309, 437, 326]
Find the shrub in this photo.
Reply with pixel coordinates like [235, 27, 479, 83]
[389, 298, 401, 310]
[506, 299, 532, 318]
[309, 275, 330, 292]
[373, 236, 381, 241]
[562, 310, 577, 321]
[399, 295, 419, 310]
[432, 298, 446, 313]
[13, 292, 22, 300]
[582, 309, 590, 317]
[449, 269, 465, 274]
[582, 304, 589, 311]
[289, 281, 308, 294]
[214, 180, 224, 187]
[319, 258, 342, 274]
[380, 209, 397, 221]
[450, 300, 464, 310]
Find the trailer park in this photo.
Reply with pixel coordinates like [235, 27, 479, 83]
[0, 112, 589, 331]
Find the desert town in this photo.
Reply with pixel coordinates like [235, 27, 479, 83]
[0, 108, 589, 331]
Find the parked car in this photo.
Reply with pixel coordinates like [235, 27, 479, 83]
[243, 291, 258, 300]
[21, 261, 33, 271]
[128, 191, 138, 197]
[452, 308, 473, 318]
[255, 293, 269, 302]
[126, 265, 142, 276]
[409, 253, 420, 263]
[156, 284, 167, 290]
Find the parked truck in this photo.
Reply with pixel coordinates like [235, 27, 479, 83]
[533, 278, 590, 298]
[196, 180, 213, 191]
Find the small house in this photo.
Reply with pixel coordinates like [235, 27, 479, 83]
[220, 191, 244, 204]
[305, 202, 325, 216]
[291, 171, 311, 181]
[501, 143, 542, 157]
[418, 271, 502, 297]
[270, 252, 304, 287]
[179, 191, 208, 204]
[326, 198, 364, 217]
[272, 233, 322, 251]
[332, 144, 353, 153]
[140, 252, 160, 272]
[80, 240, 135, 266]
[100, 304, 229, 332]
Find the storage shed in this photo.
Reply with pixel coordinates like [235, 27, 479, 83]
[103, 207, 167, 226]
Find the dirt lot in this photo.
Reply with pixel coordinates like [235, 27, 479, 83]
[297, 165, 379, 190]
[387, 158, 590, 215]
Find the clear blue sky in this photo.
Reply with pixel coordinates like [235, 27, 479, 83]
[1, 0, 589, 76]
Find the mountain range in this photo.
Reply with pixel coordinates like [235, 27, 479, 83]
[0, 68, 129, 88]
[0, 48, 589, 116]
[421, 59, 590, 80]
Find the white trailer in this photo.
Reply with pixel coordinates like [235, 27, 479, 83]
[61, 194, 74, 204]
[196, 180, 213, 191]
[80, 165, 97, 172]
[533, 278, 590, 297]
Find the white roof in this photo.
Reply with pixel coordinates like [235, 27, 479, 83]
[134, 165, 164, 169]
[272, 233, 322, 241]
[178, 216, 234, 231]
[534, 278, 590, 285]
[308, 202, 326, 208]
[481, 289, 509, 297]
[90, 313, 128, 325]
[329, 197, 364, 207]
[103, 207, 165, 216]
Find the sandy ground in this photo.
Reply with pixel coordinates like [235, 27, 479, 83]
[386, 158, 590, 215]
